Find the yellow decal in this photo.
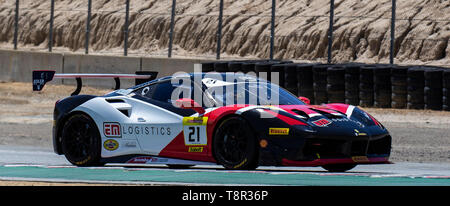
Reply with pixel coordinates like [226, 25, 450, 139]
[352, 156, 369, 163]
[188, 147, 204, 153]
[182, 117, 208, 126]
[103, 139, 119, 151]
[183, 117, 208, 146]
[269, 128, 289, 135]
[354, 129, 367, 136]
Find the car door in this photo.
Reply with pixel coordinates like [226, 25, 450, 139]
[122, 80, 185, 155]
[127, 78, 209, 156]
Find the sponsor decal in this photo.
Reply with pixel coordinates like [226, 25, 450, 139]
[126, 156, 169, 164]
[124, 141, 137, 147]
[268, 128, 289, 135]
[354, 129, 367, 136]
[312, 118, 331, 127]
[103, 139, 119, 151]
[127, 156, 152, 164]
[182, 117, 208, 126]
[122, 125, 171, 136]
[188, 147, 204, 153]
[352, 156, 369, 163]
[331, 118, 365, 128]
[104, 122, 121, 137]
[183, 117, 208, 146]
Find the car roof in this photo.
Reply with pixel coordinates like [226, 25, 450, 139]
[129, 72, 265, 90]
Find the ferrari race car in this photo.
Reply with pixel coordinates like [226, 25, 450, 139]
[33, 70, 391, 172]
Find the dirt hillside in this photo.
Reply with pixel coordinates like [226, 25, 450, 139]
[0, 0, 448, 65]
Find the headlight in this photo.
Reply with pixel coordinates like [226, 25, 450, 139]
[350, 107, 385, 129]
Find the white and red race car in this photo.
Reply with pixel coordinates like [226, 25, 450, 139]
[33, 70, 391, 172]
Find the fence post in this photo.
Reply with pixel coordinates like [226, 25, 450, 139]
[390, 0, 396, 64]
[85, 0, 92, 54]
[269, 0, 275, 60]
[124, 0, 130, 56]
[216, 0, 224, 60]
[13, 0, 19, 50]
[327, 0, 334, 64]
[168, 0, 176, 58]
[49, 0, 55, 52]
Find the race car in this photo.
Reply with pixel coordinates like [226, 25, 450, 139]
[33, 70, 391, 172]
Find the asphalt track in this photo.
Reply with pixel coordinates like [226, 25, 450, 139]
[0, 146, 449, 186]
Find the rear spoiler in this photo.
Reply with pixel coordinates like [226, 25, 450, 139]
[32, 70, 158, 96]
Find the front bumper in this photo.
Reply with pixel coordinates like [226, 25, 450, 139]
[259, 132, 392, 167]
[281, 156, 391, 167]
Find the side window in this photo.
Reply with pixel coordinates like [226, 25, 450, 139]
[135, 83, 157, 99]
[152, 81, 178, 103]
[134, 79, 196, 105]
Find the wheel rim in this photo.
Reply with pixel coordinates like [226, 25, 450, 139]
[64, 118, 94, 161]
[217, 120, 249, 165]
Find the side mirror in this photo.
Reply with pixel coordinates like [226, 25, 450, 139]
[298, 96, 310, 105]
[174, 98, 205, 114]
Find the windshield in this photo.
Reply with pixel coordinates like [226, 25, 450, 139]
[204, 79, 305, 107]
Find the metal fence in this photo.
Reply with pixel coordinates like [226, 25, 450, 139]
[3, 0, 449, 66]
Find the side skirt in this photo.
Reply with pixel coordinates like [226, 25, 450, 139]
[101, 155, 218, 166]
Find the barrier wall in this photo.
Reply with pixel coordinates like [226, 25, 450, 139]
[1, 49, 449, 111]
[0, 49, 208, 89]
[0, 49, 63, 83]
[201, 60, 450, 111]
[141, 57, 207, 79]
[63, 54, 142, 89]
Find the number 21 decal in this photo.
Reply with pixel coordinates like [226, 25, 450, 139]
[188, 126, 200, 142]
[182, 117, 208, 146]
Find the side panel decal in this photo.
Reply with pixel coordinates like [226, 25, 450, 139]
[182, 117, 208, 146]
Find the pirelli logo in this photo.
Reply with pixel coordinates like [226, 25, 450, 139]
[269, 128, 289, 135]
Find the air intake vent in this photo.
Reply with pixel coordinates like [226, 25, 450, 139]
[106, 99, 132, 118]
[291, 109, 310, 120]
[119, 109, 129, 117]
[309, 108, 343, 119]
[106, 99, 126, 103]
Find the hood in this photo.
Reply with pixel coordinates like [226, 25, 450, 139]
[275, 104, 372, 137]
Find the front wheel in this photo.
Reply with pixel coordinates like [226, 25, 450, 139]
[61, 114, 103, 166]
[213, 116, 258, 170]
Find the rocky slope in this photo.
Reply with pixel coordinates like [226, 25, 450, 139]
[0, 0, 448, 65]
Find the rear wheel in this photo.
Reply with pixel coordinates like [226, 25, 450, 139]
[322, 164, 357, 172]
[213, 116, 258, 170]
[61, 114, 103, 166]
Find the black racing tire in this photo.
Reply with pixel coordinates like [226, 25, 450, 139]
[213, 116, 258, 170]
[322, 164, 357, 172]
[61, 113, 103, 167]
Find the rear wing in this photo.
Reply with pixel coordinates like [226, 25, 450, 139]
[32, 70, 158, 96]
